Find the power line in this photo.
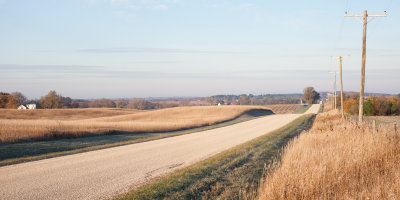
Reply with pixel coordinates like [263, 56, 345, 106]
[385, 0, 393, 12]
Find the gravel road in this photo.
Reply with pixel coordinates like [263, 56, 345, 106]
[0, 104, 320, 200]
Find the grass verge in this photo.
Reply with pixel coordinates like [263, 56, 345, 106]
[0, 109, 272, 166]
[258, 110, 400, 199]
[119, 114, 315, 200]
[293, 104, 312, 114]
[318, 103, 324, 113]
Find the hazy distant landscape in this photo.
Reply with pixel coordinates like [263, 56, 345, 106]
[1, 0, 400, 199]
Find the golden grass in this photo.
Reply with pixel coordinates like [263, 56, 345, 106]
[0, 108, 141, 120]
[258, 110, 400, 199]
[0, 106, 271, 143]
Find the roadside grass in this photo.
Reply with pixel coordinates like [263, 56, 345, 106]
[293, 104, 312, 114]
[258, 110, 400, 199]
[0, 109, 272, 166]
[119, 114, 315, 200]
[318, 102, 324, 113]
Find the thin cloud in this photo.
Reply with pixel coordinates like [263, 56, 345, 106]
[238, 3, 260, 18]
[2, 64, 399, 81]
[105, 0, 177, 11]
[151, 4, 168, 10]
[74, 47, 241, 54]
[329, 47, 400, 53]
[0, 64, 102, 72]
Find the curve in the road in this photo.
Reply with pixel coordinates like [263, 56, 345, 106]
[0, 104, 320, 200]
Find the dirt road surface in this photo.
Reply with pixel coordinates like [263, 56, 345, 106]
[304, 103, 320, 114]
[0, 104, 320, 200]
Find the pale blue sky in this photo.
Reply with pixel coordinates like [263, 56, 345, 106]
[0, 0, 399, 99]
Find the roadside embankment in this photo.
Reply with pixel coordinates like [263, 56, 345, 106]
[258, 110, 400, 199]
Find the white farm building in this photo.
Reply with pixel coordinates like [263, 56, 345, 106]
[17, 104, 36, 110]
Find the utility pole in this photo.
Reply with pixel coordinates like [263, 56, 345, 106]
[333, 56, 349, 118]
[334, 71, 337, 110]
[329, 72, 336, 110]
[345, 10, 387, 122]
[339, 57, 344, 118]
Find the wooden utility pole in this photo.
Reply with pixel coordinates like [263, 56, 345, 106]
[334, 56, 349, 118]
[339, 57, 343, 117]
[334, 71, 337, 110]
[329, 72, 336, 110]
[345, 10, 387, 122]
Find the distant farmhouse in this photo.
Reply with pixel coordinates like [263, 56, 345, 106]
[17, 104, 36, 110]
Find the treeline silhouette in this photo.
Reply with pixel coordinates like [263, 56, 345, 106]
[1, 91, 306, 110]
[0, 91, 179, 110]
[206, 94, 302, 105]
[340, 94, 400, 116]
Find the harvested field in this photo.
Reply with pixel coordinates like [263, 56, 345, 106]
[0, 106, 271, 143]
[265, 104, 301, 114]
[258, 110, 400, 199]
[0, 108, 141, 120]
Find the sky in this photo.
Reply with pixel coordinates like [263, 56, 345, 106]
[0, 0, 399, 99]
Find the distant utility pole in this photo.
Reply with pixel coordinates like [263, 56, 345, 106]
[335, 71, 337, 110]
[339, 57, 344, 118]
[345, 10, 387, 122]
[333, 56, 349, 118]
[329, 72, 337, 110]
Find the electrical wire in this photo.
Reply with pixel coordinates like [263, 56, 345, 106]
[345, 0, 350, 14]
[385, 0, 393, 12]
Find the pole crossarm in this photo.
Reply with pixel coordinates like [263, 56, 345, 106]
[344, 12, 387, 17]
[344, 14, 387, 17]
[332, 55, 350, 60]
[344, 14, 363, 17]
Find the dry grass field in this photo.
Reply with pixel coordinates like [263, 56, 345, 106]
[258, 110, 400, 199]
[0, 106, 272, 143]
[0, 108, 142, 120]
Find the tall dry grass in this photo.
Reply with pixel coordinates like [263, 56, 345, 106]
[258, 110, 400, 199]
[0, 106, 270, 143]
[0, 108, 141, 120]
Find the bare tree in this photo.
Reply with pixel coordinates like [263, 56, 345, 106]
[11, 92, 27, 105]
[40, 90, 63, 109]
[303, 87, 320, 104]
[127, 99, 157, 110]
[238, 95, 251, 105]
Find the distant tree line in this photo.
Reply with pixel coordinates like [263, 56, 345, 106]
[0, 92, 28, 108]
[2, 89, 322, 110]
[207, 89, 320, 106]
[343, 94, 400, 116]
[0, 90, 180, 110]
[206, 94, 303, 106]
